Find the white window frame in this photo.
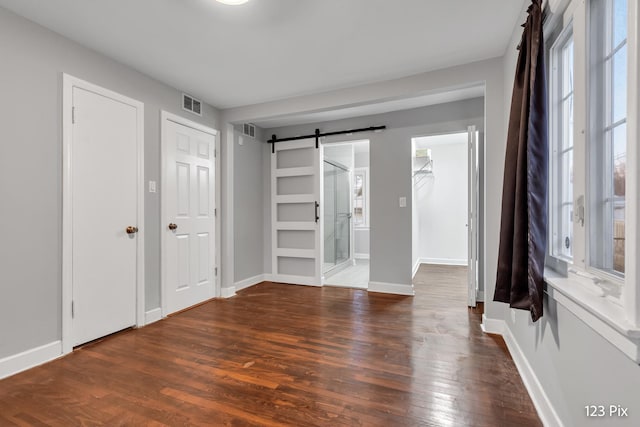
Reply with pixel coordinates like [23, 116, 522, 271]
[587, 0, 628, 281]
[353, 167, 369, 228]
[549, 23, 575, 263]
[543, 0, 640, 362]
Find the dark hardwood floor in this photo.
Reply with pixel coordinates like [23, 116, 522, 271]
[0, 264, 541, 426]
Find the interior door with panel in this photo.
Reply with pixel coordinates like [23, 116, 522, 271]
[163, 118, 217, 315]
[467, 126, 479, 307]
[71, 86, 140, 346]
[271, 139, 322, 286]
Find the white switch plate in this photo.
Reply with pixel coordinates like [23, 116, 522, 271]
[399, 197, 407, 208]
[149, 181, 157, 193]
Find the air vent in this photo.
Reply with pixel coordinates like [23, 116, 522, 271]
[243, 123, 256, 138]
[182, 93, 202, 116]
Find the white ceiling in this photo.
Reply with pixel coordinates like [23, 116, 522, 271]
[0, 0, 525, 109]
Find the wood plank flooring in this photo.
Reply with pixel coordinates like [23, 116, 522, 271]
[0, 264, 541, 426]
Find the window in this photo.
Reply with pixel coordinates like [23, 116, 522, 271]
[589, 0, 627, 276]
[353, 168, 369, 227]
[542, 0, 639, 362]
[549, 25, 575, 261]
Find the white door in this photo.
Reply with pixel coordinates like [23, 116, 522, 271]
[163, 117, 217, 315]
[271, 139, 322, 286]
[71, 87, 140, 346]
[467, 126, 479, 307]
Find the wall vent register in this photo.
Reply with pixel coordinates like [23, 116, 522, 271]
[243, 123, 256, 138]
[182, 93, 202, 116]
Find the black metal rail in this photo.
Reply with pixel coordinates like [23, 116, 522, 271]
[268, 126, 386, 153]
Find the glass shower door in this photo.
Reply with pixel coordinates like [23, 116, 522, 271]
[334, 166, 351, 265]
[323, 161, 351, 273]
[324, 164, 337, 270]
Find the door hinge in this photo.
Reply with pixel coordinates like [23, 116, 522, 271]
[214, 208, 217, 217]
[214, 267, 218, 276]
[214, 149, 217, 158]
[72, 107, 76, 124]
[71, 300, 75, 318]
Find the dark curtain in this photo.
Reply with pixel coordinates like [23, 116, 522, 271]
[494, 0, 548, 322]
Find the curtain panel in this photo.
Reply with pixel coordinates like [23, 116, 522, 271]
[494, 0, 548, 322]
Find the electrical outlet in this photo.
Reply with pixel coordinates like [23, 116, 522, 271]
[399, 197, 407, 208]
[149, 181, 157, 193]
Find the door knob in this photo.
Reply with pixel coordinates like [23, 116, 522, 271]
[168, 223, 178, 231]
[126, 226, 139, 234]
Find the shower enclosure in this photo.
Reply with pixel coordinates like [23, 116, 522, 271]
[323, 160, 351, 273]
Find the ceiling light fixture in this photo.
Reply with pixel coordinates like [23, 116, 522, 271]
[216, 0, 249, 5]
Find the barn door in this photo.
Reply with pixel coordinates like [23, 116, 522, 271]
[271, 139, 322, 286]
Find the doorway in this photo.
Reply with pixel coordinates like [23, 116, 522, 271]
[62, 75, 145, 353]
[411, 128, 480, 306]
[323, 140, 370, 289]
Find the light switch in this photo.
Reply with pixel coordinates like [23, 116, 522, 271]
[149, 181, 157, 193]
[399, 197, 407, 208]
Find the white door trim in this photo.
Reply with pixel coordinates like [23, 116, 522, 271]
[62, 73, 145, 355]
[160, 111, 221, 317]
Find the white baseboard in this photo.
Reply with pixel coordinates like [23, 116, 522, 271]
[354, 253, 370, 260]
[368, 281, 415, 296]
[421, 257, 468, 266]
[0, 341, 62, 380]
[269, 275, 322, 287]
[234, 274, 266, 292]
[480, 316, 563, 427]
[502, 324, 564, 427]
[220, 287, 236, 298]
[144, 308, 162, 325]
[481, 314, 505, 334]
[412, 260, 420, 278]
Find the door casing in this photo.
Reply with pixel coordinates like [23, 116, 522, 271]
[61, 74, 145, 355]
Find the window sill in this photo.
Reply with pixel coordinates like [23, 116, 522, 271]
[544, 269, 640, 363]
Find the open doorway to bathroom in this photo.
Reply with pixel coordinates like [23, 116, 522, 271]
[323, 140, 370, 289]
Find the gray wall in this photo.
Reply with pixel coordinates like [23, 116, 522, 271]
[233, 126, 265, 282]
[0, 7, 221, 358]
[507, 299, 640, 426]
[265, 98, 484, 286]
[499, 8, 640, 426]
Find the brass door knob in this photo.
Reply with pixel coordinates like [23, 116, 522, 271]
[168, 223, 178, 231]
[126, 226, 139, 234]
